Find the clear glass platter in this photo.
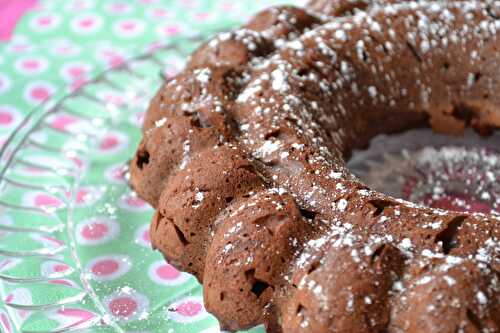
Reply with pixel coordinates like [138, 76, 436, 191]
[348, 128, 500, 215]
[0, 35, 264, 333]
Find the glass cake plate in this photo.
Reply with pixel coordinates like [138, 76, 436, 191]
[1, 32, 499, 333]
[0, 35, 265, 333]
[348, 128, 500, 215]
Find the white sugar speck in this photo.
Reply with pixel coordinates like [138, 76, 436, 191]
[443, 276, 456, 286]
[271, 69, 288, 91]
[476, 291, 488, 305]
[337, 199, 348, 211]
[288, 40, 303, 50]
[195, 68, 211, 84]
[256, 140, 280, 158]
[368, 86, 377, 98]
[334, 29, 347, 41]
[155, 117, 167, 128]
[329, 171, 342, 179]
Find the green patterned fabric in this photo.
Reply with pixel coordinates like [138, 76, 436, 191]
[0, 0, 299, 143]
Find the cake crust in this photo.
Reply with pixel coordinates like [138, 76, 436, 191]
[130, 1, 500, 332]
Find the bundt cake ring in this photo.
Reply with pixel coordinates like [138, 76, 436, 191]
[130, 1, 500, 332]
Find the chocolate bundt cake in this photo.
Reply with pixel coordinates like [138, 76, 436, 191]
[131, 1, 500, 332]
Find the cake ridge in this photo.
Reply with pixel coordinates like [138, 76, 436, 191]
[131, 1, 500, 332]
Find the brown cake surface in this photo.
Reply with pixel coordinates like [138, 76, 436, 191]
[131, 1, 500, 332]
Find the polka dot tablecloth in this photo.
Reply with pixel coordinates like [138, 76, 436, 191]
[0, 1, 305, 333]
[0, 0, 305, 145]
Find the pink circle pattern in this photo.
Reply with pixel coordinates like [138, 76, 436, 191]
[15, 56, 48, 75]
[0, 73, 11, 94]
[147, 7, 171, 19]
[0, 105, 20, 130]
[104, 163, 128, 184]
[98, 91, 126, 106]
[75, 217, 120, 246]
[105, 290, 149, 322]
[129, 110, 145, 126]
[105, 2, 133, 15]
[96, 131, 129, 154]
[65, 0, 95, 12]
[156, 23, 181, 38]
[60, 62, 92, 82]
[113, 19, 146, 38]
[167, 297, 208, 324]
[148, 260, 190, 286]
[6, 35, 34, 54]
[48, 113, 85, 133]
[94, 45, 128, 69]
[23, 81, 55, 105]
[65, 186, 102, 207]
[70, 13, 103, 35]
[119, 193, 150, 212]
[134, 223, 151, 248]
[50, 39, 81, 57]
[30, 12, 61, 31]
[41, 260, 72, 279]
[86, 254, 131, 281]
[23, 191, 65, 210]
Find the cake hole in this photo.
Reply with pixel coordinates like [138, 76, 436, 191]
[451, 103, 476, 125]
[367, 200, 394, 217]
[405, 41, 422, 63]
[443, 61, 450, 70]
[190, 116, 202, 128]
[136, 150, 150, 169]
[238, 164, 256, 174]
[370, 244, 385, 262]
[264, 129, 281, 140]
[486, 5, 499, 19]
[245, 269, 271, 298]
[466, 308, 483, 331]
[296, 68, 309, 77]
[225, 196, 234, 203]
[153, 212, 165, 232]
[251, 280, 270, 298]
[435, 216, 466, 254]
[473, 72, 482, 83]
[307, 261, 320, 275]
[296, 303, 308, 326]
[299, 208, 317, 221]
[360, 49, 369, 63]
[173, 224, 189, 246]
